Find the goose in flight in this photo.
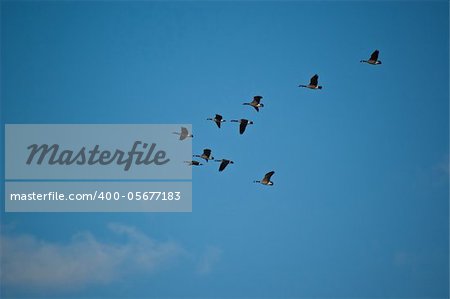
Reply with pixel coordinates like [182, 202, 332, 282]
[193, 148, 214, 162]
[299, 74, 322, 89]
[207, 114, 226, 128]
[254, 171, 275, 186]
[360, 50, 382, 65]
[230, 119, 254, 135]
[243, 96, 264, 112]
[172, 127, 193, 140]
[184, 160, 203, 166]
[214, 159, 234, 172]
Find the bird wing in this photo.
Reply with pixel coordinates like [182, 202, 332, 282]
[218, 160, 229, 171]
[370, 50, 379, 61]
[310, 74, 319, 86]
[253, 106, 259, 112]
[262, 171, 275, 183]
[253, 96, 262, 104]
[239, 119, 248, 134]
[239, 122, 247, 134]
[215, 114, 223, 128]
[180, 127, 188, 140]
[203, 149, 212, 157]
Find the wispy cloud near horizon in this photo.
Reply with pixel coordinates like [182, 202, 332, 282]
[196, 245, 223, 275]
[1, 223, 184, 294]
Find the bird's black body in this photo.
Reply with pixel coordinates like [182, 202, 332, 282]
[230, 118, 254, 134]
[243, 95, 264, 112]
[185, 160, 203, 166]
[254, 171, 275, 186]
[173, 126, 193, 140]
[193, 148, 214, 162]
[215, 159, 234, 172]
[299, 74, 322, 89]
[361, 50, 382, 65]
[207, 114, 226, 128]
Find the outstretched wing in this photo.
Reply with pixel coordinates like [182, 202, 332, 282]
[239, 123, 247, 134]
[262, 171, 275, 183]
[215, 114, 223, 128]
[370, 50, 379, 61]
[239, 119, 248, 134]
[180, 127, 188, 140]
[253, 96, 263, 104]
[203, 149, 212, 158]
[310, 74, 319, 86]
[219, 160, 230, 172]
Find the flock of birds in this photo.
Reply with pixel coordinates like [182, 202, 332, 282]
[173, 49, 383, 186]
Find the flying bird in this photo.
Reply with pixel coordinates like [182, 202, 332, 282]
[243, 96, 264, 112]
[193, 148, 214, 162]
[214, 159, 234, 172]
[172, 127, 193, 140]
[207, 114, 226, 128]
[230, 119, 254, 134]
[360, 50, 382, 65]
[184, 160, 203, 166]
[298, 74, 322, 89]
[254, 171, 275, 186]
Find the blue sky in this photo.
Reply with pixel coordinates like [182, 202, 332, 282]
[1, 1, 449, 298]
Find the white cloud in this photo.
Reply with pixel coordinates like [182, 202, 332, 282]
[1, 223, 184, 293]
[196, 245, 222, 275]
